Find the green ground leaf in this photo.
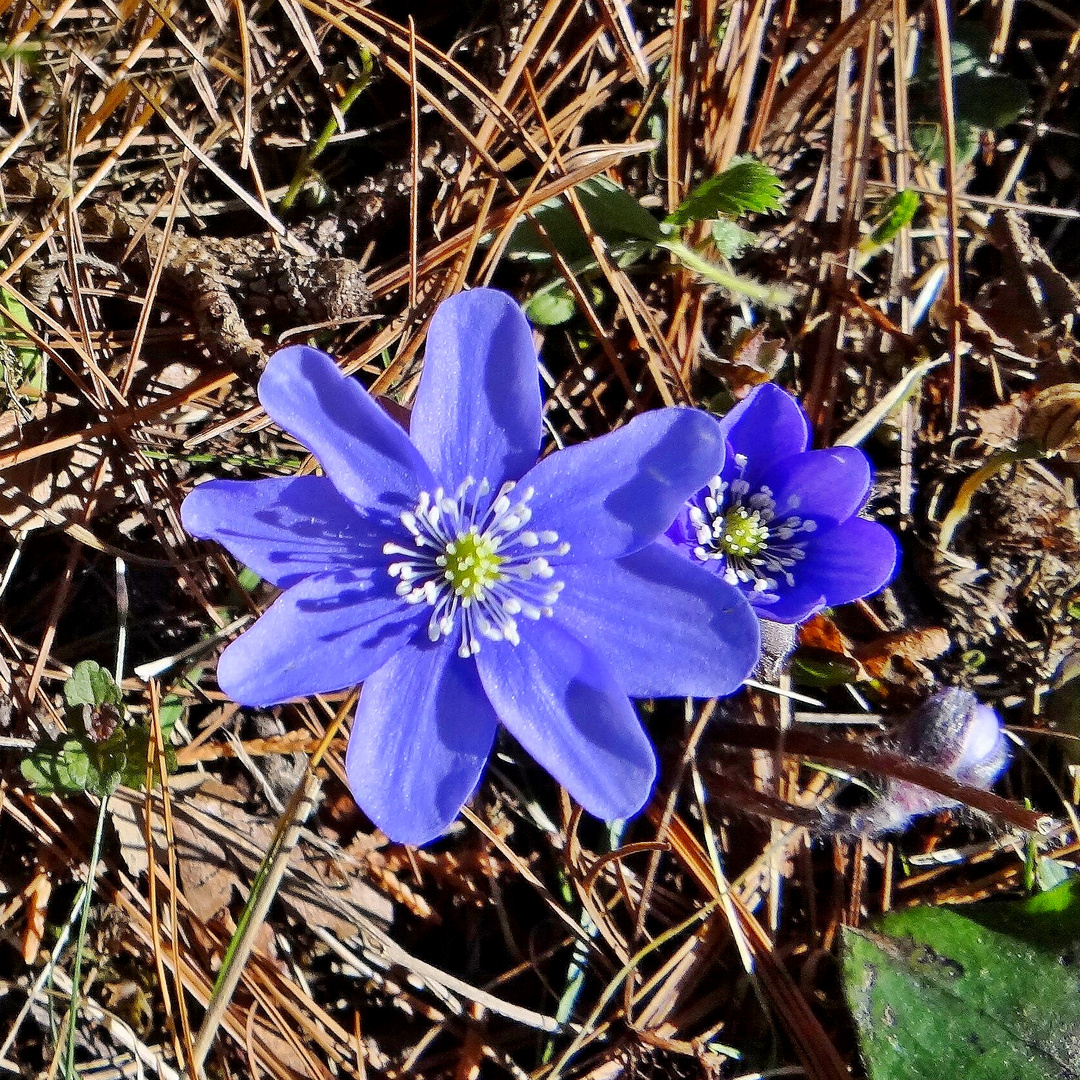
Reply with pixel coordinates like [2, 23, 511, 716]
[64, 660, 123, 712]
[842, 880, 1080, 1080]
[666, 157, 783, 227]
[861, 190, 920, 252]
[526, 281, 578, 326]
[506, 176, 663, 268]
[953, 73, 1030, 132]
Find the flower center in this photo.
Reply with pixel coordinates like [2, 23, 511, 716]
[718, 507, 770, 557]
[442, 532, 504, 599]
[384, 478, 570, 658]
[688, 454, 817, 601]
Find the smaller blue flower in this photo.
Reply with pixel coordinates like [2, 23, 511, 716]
[666, 383, 899, 624]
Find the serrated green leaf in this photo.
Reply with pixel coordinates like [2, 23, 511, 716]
[710, 218, 756, 259]
[843, 880, 1080, 1080]
[666, 157, 783, 228]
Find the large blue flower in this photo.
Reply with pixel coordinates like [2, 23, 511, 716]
[666, 383, 899, 624]
[182, 289, 760, 844]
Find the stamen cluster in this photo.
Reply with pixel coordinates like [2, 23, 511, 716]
[384, 477, 569, 658]
[688, 454, 817, 600]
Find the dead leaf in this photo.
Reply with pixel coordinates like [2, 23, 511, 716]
[110, 777, 392, 935]
[797, 616, 950, 695]
[853, 627, 951, 692]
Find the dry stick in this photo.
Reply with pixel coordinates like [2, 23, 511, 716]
[763, 0, 891, 141]
[407, 16, 419, 310]
[929, 0, 963, 431]
[231, 0, 254, 170]
[120, 153, 193, 395]
[994, 25, 1080, 205]
[149, 680, 198, 1072]
[143, 699, 187, 1073]
[659, 811, 851, 1080]
[190, 690, 357, 1073]
[0, 367, 235, 469]
[706, 723, 1050, 833]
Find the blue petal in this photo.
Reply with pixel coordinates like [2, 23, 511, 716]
[475, 620, 656, 821]
[258, 345, 434, 515]
[524, 408, 725, 561]
[721, 383, 810, 489]
[410, 289, 542, 490]
[216, 572, 423, 706]
[182, 476, 381, 588]
[757, 517, 899, 623]
[553, 545, 760, 698]
[759, 447, 871, 526]
[346, 643, 498, 845]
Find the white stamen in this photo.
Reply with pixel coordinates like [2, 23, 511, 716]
[386, 478, 569, 655]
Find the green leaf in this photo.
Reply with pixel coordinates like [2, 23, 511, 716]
[21, 736, 105, 796]
[64, 660, 123, 712]
[236, 566, 262, 593]
[710, 218, 757, 259]
[666, 157, 783, 228]
[526, 282, 578, 326]
[574, 176, 665, 245]
[842, 880, 1080, 1080]
[861, 189, 920, 252]
[954, 73, 1030, 132]
[505, 176, 662, 270]
[1, 282, 44, 395]
[911, 118, 981, 165]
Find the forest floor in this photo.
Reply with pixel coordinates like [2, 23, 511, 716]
[1, 0, 1079, 1077]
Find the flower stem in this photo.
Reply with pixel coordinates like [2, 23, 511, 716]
[658, 238, 794, 309]
[190, 689, 357, 1072]
[64, 792, 110, 1080]
[280, 49, 374, 211]
[936, 444, 1042, 552]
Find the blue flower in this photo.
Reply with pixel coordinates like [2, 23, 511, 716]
[182, 289, 760, 844]
[666, 383, 899, 624]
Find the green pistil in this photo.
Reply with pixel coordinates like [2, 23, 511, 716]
[442, 531, 504, 600]
[719, 508, 769, 558]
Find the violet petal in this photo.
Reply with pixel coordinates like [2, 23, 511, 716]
[553, 545, 760, 698]
[410, 289, 542, 490]
[258, 345, 434, 515]
[759, 447, 872, 526]
[524, 408, 725, 561]
[721, 383, 809, 489]
[476, 620, 656, 821]
[216, 571, 424, 706]
[759, 516, 899, 623]
[181, 476, 380, 588]
[346, 643, 498, 845]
